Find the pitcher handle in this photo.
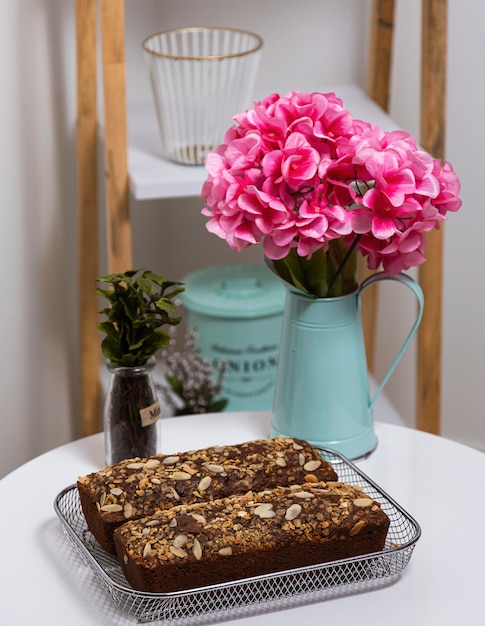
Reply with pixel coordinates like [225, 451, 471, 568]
[359, 272, 424, 411]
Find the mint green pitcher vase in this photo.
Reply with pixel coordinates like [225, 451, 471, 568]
[270, 272, 424, 459]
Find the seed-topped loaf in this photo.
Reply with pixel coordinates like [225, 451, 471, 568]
[114, 481, 390, 593]
[77, 437, 338, 553]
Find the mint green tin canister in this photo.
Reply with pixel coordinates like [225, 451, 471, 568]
[179, 264, 286, 412]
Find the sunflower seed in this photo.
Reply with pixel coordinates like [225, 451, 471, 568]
[350, 520, 366, 536]
[145, 519, 160, 527]
[192, 538, 203, 560]
[198, 476, 212, 491]
[353, 498, 373, 508]
[173, 534, 188, 548]
[285, 503, 302, 521]
[170, 546, 188, 558]
[172, 471, 192, 481]
[126, 462, 145, 470]
[162, 456, 180, 465]
[254, 503, 276, 518]
[303, 460, 322, 472]
[204, 463, 225, 473]
[100, 503, 123, 513]
[144, 459, 160, 469]
[294, 491, 315, 499]
[190, 513, 207, 525]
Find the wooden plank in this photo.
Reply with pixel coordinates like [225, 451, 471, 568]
[76, 0, 100, 436]
[367, 0, 395, 110]
[363, 0, 395, 372]
[417, 0, 448, 434]
[101, 0, 132, 273]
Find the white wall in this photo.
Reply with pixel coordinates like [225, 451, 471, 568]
[0, 0, 483, 479]
[0, 0, 78, 478]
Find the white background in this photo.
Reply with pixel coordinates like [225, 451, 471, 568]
[0, 0, 483, 478]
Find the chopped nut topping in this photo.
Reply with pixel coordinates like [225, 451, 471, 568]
[78, 437, 341, 555]
[114, 480, 389, 582]
[304, 474, 319, 483]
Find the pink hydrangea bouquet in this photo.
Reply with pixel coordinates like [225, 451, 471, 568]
[201, 91, 462, 297]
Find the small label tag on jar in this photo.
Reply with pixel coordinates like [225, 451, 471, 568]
[140, 400, 161, 427]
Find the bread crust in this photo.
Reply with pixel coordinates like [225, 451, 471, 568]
[114, 482, 390, 593]
[77, 437, 338, 553]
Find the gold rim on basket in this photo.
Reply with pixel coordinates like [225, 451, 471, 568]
[142, 26, 264, 61]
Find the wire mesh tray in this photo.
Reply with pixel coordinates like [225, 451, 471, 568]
[54, 447, 420, 624]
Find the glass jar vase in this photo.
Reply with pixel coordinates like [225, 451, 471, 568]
[103, 356, 161, 465]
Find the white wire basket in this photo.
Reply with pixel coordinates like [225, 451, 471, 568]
[143, 26, 263, 165]
[54, 447, 420, 624]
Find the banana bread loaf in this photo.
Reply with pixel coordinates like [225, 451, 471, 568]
[114, 481, 390, 593]
[77, 437, 338, 553]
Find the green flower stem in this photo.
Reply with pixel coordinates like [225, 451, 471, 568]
[327, 235, 361, 297]
[267, 238, 359, 298]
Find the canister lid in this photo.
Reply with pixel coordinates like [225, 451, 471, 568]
[179, 264, 286, 318]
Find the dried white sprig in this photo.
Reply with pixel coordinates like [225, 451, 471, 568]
[158, 326, 228, 415]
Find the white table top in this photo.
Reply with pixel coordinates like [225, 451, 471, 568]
[1, 412, 484, 625]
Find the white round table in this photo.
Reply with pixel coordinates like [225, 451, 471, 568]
[1, 412, 483, 625]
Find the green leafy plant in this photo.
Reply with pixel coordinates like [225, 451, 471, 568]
[96, 269, 184, 367]
[97, 269, 184, 463]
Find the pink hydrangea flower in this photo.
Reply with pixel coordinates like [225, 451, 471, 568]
[201, 90, 462, 295]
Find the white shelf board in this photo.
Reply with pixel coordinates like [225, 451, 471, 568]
[127, 85, 402, 202]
